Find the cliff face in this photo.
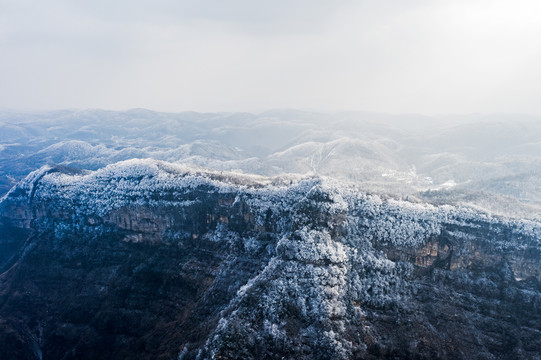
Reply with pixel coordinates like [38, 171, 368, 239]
[0, 160, 539, 360]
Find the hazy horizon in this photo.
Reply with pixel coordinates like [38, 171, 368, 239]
[3, 107, 541, 120]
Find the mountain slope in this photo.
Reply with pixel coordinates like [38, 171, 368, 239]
[2, 109, 541, 218]
[0, 160, 539, 359]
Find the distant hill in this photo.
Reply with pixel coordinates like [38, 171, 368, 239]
[1, 109, 540, 218]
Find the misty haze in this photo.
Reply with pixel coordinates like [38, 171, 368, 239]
[1, 1, 540, 360]
[1, 109, 541, 219]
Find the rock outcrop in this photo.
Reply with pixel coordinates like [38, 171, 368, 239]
[0, 160, 539, 359]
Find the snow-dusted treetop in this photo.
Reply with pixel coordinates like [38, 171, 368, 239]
[2, 159, 539, 251]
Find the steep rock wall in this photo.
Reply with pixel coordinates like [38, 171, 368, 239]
[0, 161, 539, 359]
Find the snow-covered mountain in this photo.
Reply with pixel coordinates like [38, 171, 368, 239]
[0, 160, 539, 359]
[1, 110, 541, 359]
[1, 109, 540, 218]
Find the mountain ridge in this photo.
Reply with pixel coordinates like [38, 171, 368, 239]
[2, 109, 541, 219]
[0, 159, 539, 359]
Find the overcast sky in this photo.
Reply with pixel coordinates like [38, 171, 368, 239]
[2, 0, 541, 114]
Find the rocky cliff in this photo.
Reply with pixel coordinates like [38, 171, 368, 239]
[0, 159, 539, 359]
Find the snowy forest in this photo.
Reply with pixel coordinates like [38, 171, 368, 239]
[1, 109, 541, 219]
